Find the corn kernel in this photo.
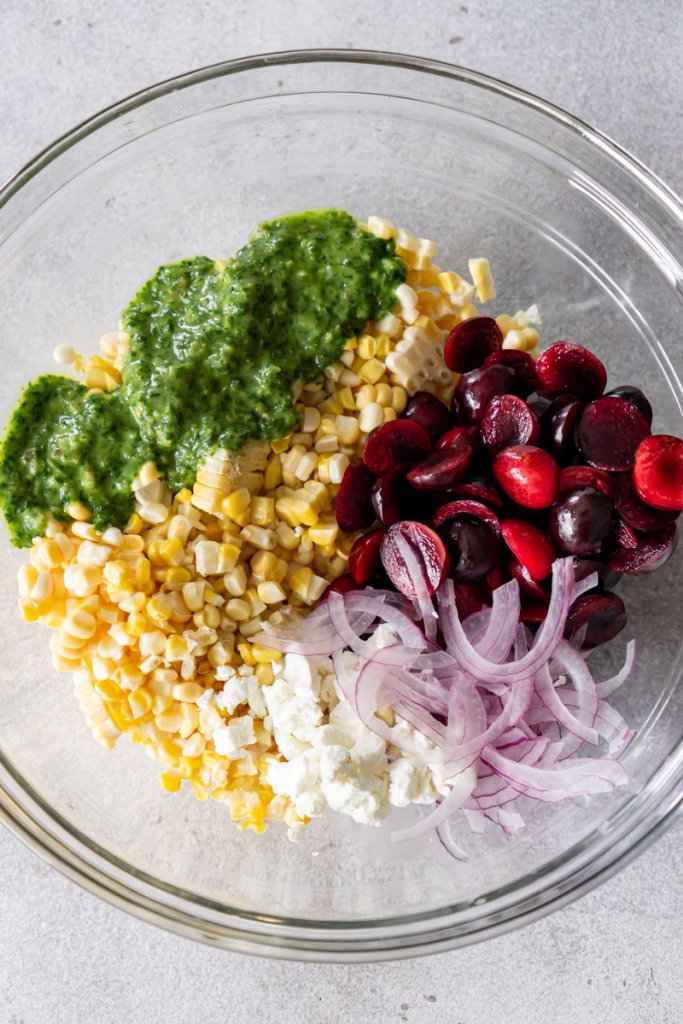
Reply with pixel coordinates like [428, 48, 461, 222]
[358, 358, 385, 385]
[128, 687, 153, 718]
[237, 642, 256, 666]
[226, 598, 250, 622]
[94, 679, 124, 702]
[257, 581, 286, 605]
[223, 565, 248, 596]
[251, 644, 283, 664]
[66, 501, 91, 522]
[160, 771, 182, 792]
[328, 453, 350, 485]
[359, 401, 384, 434]
[172, 682, 204, 702]
[357, 334, 377, 359]
[334, 415, 360, 446]
[64, 608, 96, 640]
[221, 487, 251, 520]
[289, 567, 313, 601]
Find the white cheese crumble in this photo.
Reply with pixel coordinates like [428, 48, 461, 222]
[197, 627, 449, 837]
[262, 639, 447, 832]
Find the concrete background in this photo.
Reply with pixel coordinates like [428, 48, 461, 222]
[1, 1, 682, 1021]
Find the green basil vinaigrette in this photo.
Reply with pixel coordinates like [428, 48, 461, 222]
[0, 210, 406, 546]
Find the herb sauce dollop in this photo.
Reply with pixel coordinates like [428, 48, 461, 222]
[0, 210, 405, 546]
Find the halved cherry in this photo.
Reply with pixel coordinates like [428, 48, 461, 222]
[335, 462, 376, 532]
[435, 425, 481, 452]
[508, 556, 550, 601]
[526, 392, 554, 419]
[500, 519, 556, 580]
[380, 521, 450, 598]
[452, 364, 517, 424]
[483, 350, 539, 396]
[450, 478, 506, 511]
[546, 399, 585, 464]
[481, 394, 541, 455]
[444, 316, 503, 373]
[485, 563, 508, 595]
[572, 557, 621, 590]
[535, 341, 607, 399]
[564, 591, 627, 649]
[559, 465, 614, 499]
[441, 516, 500, 582]
[362, 419, 431, 475]
[372, 463, 418, 526]
[576, 396, 651, 472]
[406, 446, 473, 491]
[402, 391, 452, 441]
[613, 471, 679, 532]
[608, 523, 677, 575]
[492, 444, 560, 509]
[548, 486, 616, 558]
[453, 581, 487, 619]
[432, 499, 501, 536]
[616, 519, 638, 550]
[348, 529, 386, 585]
[605, 385, 653, 426]
[633, 434, 683, 511]
[521, 600, 550, 625]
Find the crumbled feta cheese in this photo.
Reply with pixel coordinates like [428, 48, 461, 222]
[215, 676, 248, 714]
[247, 676, 267, 718]
[388, 759, 438, 807]
[196, 687, 215, 711]
[213, 715, 256, 757]
[263, 635, 449, 834]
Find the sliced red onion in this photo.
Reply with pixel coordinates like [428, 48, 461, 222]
[484, 808, 526, 835]
[438, 558, 578, 684]
[390, 765, 477, 842]
[435, 822, 468, 859]
[262, 555, 634, 851]
[534, 641, 599, 746]
[596, 640, 637, 699]
[482, 746, 628, 800]
[474, 580, 521, 662]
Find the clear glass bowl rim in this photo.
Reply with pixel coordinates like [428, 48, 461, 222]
[0, 48, 682, 962]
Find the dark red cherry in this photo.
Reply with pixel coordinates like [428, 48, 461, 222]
[483, 350, 539, 396]
[565, 591, 627, 649]
[444, 316, 503, 373]
[372, 463, 418, 526]
[535, 341, 607, 399]
[481, 394, 541, 455]
[403, 391, 452, 441]
[548, 486, 616, 558]
[576, 396, 651, 472]
[406, 446, 473, 491]
[335, 462, 376, 532]
[452, 364, 517, 424]
[604, 385, 653, 426]
[633, 435, 683, 511]
[380, 521, 450, 598]
[348, 529, 386, 585]
[363, 420, 431, 475]
[441, 517, 499, 582]
[492, 445, 560, 509]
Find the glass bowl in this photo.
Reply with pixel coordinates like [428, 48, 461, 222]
[1, 50, 681, 962]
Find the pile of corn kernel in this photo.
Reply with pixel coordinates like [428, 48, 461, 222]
[17, 216, 540, 834]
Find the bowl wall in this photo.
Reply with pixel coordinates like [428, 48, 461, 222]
[0, 52, 682, 958]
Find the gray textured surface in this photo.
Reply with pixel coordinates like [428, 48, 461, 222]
[1, 1, 682, 1021]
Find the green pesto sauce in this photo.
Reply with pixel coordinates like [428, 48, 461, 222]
[0, 210, 405, 546]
